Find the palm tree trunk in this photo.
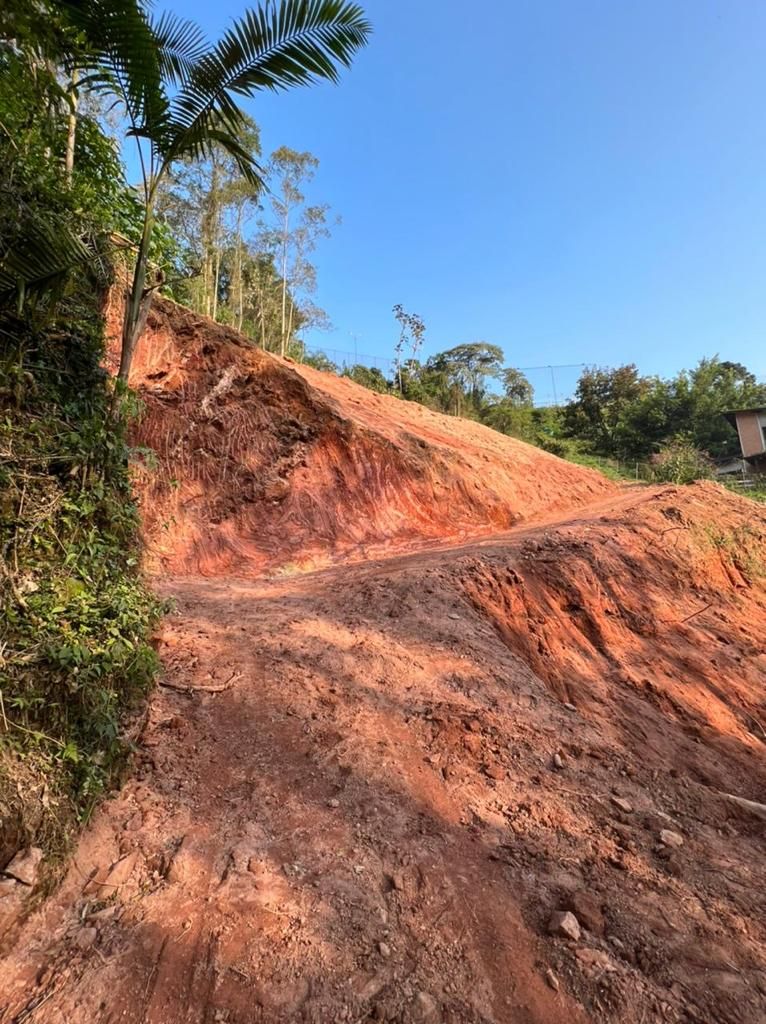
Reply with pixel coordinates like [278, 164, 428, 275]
[116, 208, 154, 390]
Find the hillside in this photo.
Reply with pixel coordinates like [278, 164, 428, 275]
[111, 297, 614, 575]
[2, 306, 765, 1024]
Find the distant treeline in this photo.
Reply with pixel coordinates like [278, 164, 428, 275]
[302, 346, 764, 465]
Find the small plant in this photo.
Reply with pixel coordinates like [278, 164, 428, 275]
[651, 437, 715, 485]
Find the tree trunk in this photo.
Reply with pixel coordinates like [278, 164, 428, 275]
[280, 206, 289, 357]
[64, 69, 79, 183]
[212, 247, 220, 322]
[116, 209, 154, 393]
[286, 299, 295, 354]
[235, 202, 244, 332]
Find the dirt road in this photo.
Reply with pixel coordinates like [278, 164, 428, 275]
[1, 486, 765, 1024]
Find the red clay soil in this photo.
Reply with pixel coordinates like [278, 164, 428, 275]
[112, 297, 614, 575]
[2, 303, 765, 1022]
[1, 480, 765, 1024]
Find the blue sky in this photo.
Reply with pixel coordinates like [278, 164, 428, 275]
[167, 1, 766, 399]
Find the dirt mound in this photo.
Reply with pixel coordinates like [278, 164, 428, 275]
[2, 484, 765, 1024]
[116, 297, 614, 574]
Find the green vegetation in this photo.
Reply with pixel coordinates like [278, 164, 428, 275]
[724, 481, 766, 505]
[650, 437, 715, 485]
[1, 296, 162, 866]
[159, 141, 339, 356]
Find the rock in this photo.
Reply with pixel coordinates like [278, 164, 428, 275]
[563, 703, 577, 712]
[378, 941, 391, 958]
[564, 891, 605, 935]
[124, 811, 143, 832]
[484, 763, 505, 781]
[576, 947, 617, 972]
[166, 837, 196, 884]
[327, 798, 340, 809]
[75, 927, 98, 950]
[544, 968, 560, 991]
[547, 910, 581, 941]
[610, 795, 633, 814]
[463, 733, 482, 755]
[659, 829, 684, 848]
[552, 753, 564, 770]
[103, 851, 140, 891]
[411, 991, 439, 1022]
[3, 847, 43, 887]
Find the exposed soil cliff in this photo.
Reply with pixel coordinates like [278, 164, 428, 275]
[115, 297, 614, 574]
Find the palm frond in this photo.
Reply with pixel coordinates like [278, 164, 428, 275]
[151, 10, 209, 87]
[167, 0, 370, 155]
[0, 208, 93, 311]
[57, 0, 169, 138]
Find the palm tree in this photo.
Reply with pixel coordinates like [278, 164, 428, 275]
[60, 0, 370, 388]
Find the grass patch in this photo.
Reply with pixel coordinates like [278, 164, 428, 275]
[723, 480, 766, 505]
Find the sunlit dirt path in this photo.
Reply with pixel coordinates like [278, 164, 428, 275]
[1, 485, 765, 1024]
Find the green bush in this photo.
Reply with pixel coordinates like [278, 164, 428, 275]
[650, 437, 715, 485]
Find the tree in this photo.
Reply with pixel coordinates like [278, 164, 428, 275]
[258, 147, 336, 357]
[156, 115, 262, 321]
[302, 350, 337, 373]
[433, 342, 504, 414]
[564, 365, 648, 455]
[562, 357, 766, 461]
[58, 0, 370, 391]
[392, 304, 426, 393]
[501, 367, 534, 406]
[343, 364, 390, 393]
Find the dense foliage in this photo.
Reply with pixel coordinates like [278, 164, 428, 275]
[0, 298, 162, 865]
[562, 359, 766, 462]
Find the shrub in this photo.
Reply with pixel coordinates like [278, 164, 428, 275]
[651, 437, 715, 485]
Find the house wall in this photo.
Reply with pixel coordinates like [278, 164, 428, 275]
[735, 411, 766, 458]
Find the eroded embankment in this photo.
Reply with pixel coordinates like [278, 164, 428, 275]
[115, 297, 614, 575]
[1, 484, 765, 1024]
[461, 482, 766, 780]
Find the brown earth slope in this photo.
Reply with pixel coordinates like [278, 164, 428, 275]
[1, 485, 765, 1024]
[117, 297, 613, 574]
[1, 304, 765, 1024]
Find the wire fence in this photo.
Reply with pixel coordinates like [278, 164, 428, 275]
[299, 340, 586, 408]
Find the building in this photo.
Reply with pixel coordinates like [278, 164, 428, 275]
[723, 407, 766, 474]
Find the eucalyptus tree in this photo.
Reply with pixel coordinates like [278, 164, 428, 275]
[60, 0, 370, 389]
[258, 146, 336, 356]
[392, 304, 425, 394]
